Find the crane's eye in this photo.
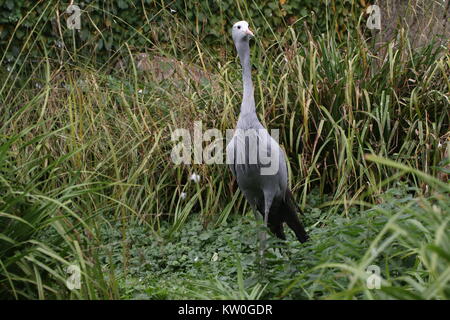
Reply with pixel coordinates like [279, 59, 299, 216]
[237, 26, 241, 29]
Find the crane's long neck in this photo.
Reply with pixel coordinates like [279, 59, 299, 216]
[237, 40, 255, 115]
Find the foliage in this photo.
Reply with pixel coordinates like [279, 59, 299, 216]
[0, 0, 366, 63]
[100, 184, 450, 299]
[0, 127, 120, 299]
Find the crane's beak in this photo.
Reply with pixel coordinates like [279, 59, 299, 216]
[245, 28, 254, 37]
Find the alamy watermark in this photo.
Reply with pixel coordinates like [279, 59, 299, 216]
[66, 264, 81, 290]
[366, 265, 382, 289]
[366, 5, 381, 30]
[66, 4, 81, 30]
[170, 121, 280, 175]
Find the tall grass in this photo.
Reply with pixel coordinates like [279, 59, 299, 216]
[0, 2, 448, 299]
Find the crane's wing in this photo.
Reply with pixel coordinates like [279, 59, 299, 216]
[226, 127, 288, 194]
[257, 129, 288, 194]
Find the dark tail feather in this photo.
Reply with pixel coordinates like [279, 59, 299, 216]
[267, 219, 286, 240]
[281, 189, 309, 243]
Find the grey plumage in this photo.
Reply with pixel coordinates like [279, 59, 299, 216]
[226, 21, 308, 248]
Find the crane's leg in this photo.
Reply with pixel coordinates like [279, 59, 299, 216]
[260, 192, 275, 259]
[252, 207, 265, 261]
[243, 191, 266, 263]
[248, 201, 264, 259]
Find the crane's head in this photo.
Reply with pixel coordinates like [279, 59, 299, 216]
[232, 21, 254, 43]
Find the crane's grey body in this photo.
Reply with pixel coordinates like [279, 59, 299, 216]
[227, 119, 288, 215]
[226, 21, 308, 251]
